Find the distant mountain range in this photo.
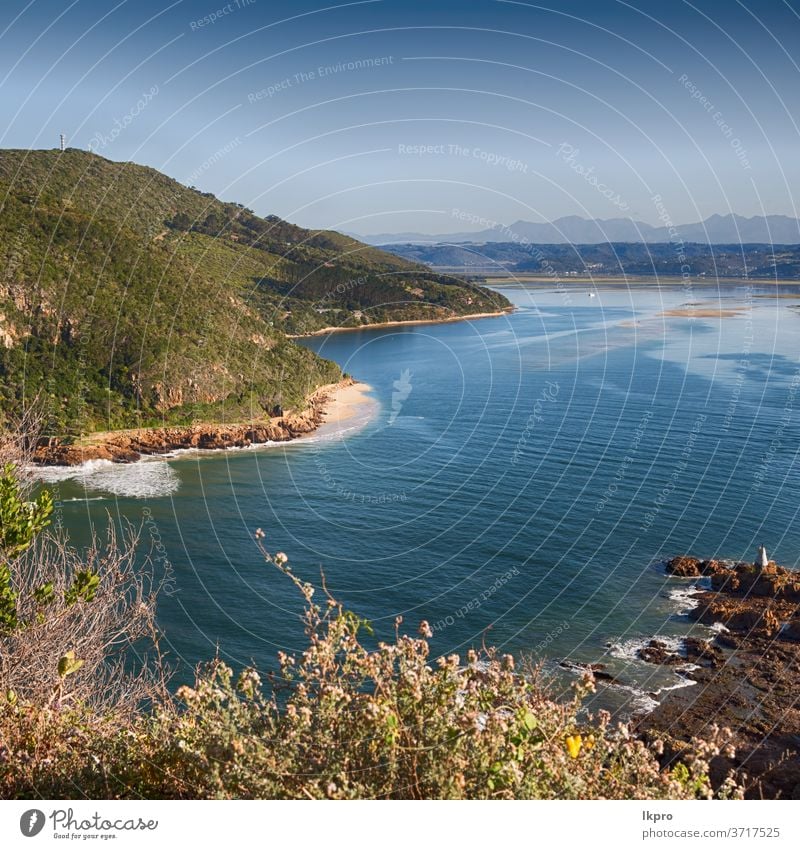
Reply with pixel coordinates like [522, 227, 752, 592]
[380, 241, 800, 280]
[355, 214, 800, 246]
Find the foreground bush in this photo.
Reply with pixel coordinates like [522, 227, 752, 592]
[0, 463, 743, 799]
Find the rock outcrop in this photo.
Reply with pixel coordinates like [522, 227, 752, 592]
[32, 379, 354, 466]
[638, 553, 800, 799]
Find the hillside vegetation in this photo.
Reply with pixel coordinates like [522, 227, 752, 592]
[0, 149, 507, 434]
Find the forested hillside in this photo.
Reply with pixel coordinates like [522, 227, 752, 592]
[0, 149, 508, 434]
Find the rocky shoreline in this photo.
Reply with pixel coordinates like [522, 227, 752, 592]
[634, 554, 800, 799]
[32, 378, 357, 466]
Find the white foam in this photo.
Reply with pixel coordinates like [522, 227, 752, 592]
[32, 457, 180, 499]
[161, 440, 284, 460]
[653, 675, 699, 696]
[668, 585, 701, 613]
[614, 685, 660, 714]
[33, 458, 118, 483]
[607, 634, 685, 662]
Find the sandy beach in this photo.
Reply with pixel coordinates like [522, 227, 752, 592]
[315, 380, 376, 430]
[660, 307, 744, 318]
[289, 308, 513, 338]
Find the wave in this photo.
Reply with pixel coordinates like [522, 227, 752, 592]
[31, 457, 180, 499]
[160, 440, 284, 460]
[601, 635, 700, 713]
[667, 585, 702, 614]
[607, 634, 686, 662]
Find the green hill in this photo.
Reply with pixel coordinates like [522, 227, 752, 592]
[0, 149, 509, 435]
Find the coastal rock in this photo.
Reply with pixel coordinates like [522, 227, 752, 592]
[559, 660, 621, 684]
[665, 555, 701, 576]
[665, 556, 727, 578]
[32, 378, 355, 466]
[637, 640, 684, 666]
[682, 637, 725, 669]
[690, 594, 787, 636]
[640, 552, 800, 798]
[710, 569, 740, 592]
[781, 619, 800, 643]
[705, 561, 800, 603]
[636, 636, 724, 669]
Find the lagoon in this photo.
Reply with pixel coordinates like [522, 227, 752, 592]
[46, 282, 800, 709]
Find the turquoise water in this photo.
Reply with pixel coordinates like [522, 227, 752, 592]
[42, 283, 800, 709]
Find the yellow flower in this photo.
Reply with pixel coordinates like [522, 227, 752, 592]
[566, 734, 583, 759]
[585, 734, 595, 751]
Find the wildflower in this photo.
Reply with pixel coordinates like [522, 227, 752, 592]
[565, 734, 582, 759]
[175, 685, 197, 703]
[254, 528, 265, 539]
[418, 620, 433, 638]
[275, 551, 288, 565]
[237, 668, 261, 696]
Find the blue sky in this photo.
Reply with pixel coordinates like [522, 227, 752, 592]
[2, 0, 800, 235]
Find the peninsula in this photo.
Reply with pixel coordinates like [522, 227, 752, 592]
[0, 149, 510, 458]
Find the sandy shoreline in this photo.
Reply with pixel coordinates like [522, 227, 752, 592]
[288, 308, 513, 338]
[32, 378, 376, 467]
[314, 380, 376, 429]
[660, 307, 744, 318]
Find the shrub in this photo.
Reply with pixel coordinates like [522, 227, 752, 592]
[0, 463, 744, 799]
[103, 542, 738, 800]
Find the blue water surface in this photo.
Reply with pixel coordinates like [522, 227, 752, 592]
[46, 283, 800, 707]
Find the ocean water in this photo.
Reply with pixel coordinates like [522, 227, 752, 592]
[43, 283, 800, 710]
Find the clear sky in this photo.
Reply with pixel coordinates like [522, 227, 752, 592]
[2, 0, 800, 235]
